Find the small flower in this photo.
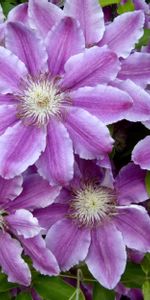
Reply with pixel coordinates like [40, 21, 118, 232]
[0, 173, 60, 286]
[35, 160, 150, 289]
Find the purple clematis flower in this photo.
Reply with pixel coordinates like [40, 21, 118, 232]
[0, 172, 60, 286]
[0, 11, 136, 184]
[116, 283, 143, 300]
[34, 160, 150, 289]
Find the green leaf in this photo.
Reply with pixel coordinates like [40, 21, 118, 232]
[99, 0, 121, 7]
[68, 288, 85, 300]
[121, 262, 146, 288]
[1, 1, 15, 16]
[93, 283, 115, 300]
[136, 29, 150, 49]
[141, 254, 150, 275]
[0, 292, 11, 300]
[34, 276, 85, 300]
[145, 171, 150, 197]
[117, 0, 135, 14]
[16, 292, 32, 300]
[0, 273, 17, 292]
[142, 280, 150, 300]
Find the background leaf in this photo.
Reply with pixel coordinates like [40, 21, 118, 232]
[142, 281, 150, 300]
[117, 0, 135, 14]
[16, 292, 32, 300]
[34, 276, 85, 300]
[121, 262, 146, 288]
[145, 171, 150, 197]
[93, 283, 115, 300]
[136, 29, 150, 49]
[99, 0, 120, 7]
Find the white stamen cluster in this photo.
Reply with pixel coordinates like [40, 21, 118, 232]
[70, 184, 116, 226]
[18, 78, 64, 126]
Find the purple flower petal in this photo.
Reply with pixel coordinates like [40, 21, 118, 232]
[28, 0, 64, 37]
[6, 22, 48, 76]
[118, 52, 150, 88]
[46, 218, 91, 271]
[0, 94, 18, 105]
[0, 121, 46, 179]
[60, 46, 120, 90]
[99, 11, 144, 58]
[37, 119, 74, 185]
[8, 3, 28, 24]
[115, 163, 148, 205]
[34, 203, 68, 231]
[64, 0, 105, 45]
[46, 16, 85, 75]
[86, 222, 126, 289]
[0, 47, 28, 93]
[0, 175, 23, 203]
[20, 234, 60, 275]
[63, 107, 113, 159]
[6, 209, 41, 238]
[114, 205, 150, 252]
[0, 105, 18, 135]
[71, 85, 132, 125]
[132, 136, 150, 170]
[0, 232, 31, 286]
[143, 120, 150, 130]
[117, 80, 150, 122]
[7, 174, 61, 211]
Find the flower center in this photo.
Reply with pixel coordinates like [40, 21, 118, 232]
[18, 77, 64, 126]
[70, 184, 116, 227]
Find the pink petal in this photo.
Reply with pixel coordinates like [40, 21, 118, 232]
[99, 11, 144, 58]
[6, 22, 48, 76]
[86, 222, 126, 289]
[0, 175, 23, 202]
[63, 107, 113, 159]
[64, 0, 105, 45]
[34, 203, 68, 231]
[0, 47, 28, 93]
[28, 0, 64, 38]
[71, 85, 132, 125]
[0, 94, 18, 105]
[0, 104, 18, 135]
[117, 80, 150, 122]
[46, 16, 85, 75]
[114, 205, 150, 252]
[115, 163, 148, 205]
[37, 119, 74, 185]
[143, 120, 150, 130]
[8, 174, 61, 211]
[7, 3, 28, 24]
[118, 52, 150, 88]
[46, 218, 91, 271]
[20, 234, 60, 275]
[0, 121, 46, 179]
[60, 46, 120, 90]
[132, 136, 150, 170]
[6, 209, 41, 238]
[0, 232, 31, 286]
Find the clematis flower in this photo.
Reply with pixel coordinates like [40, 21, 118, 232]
[115, 283, 143, 300]
[0, 173, 60, 286]
[0, 13, 135, 184]
[34, 160, 150, 289]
